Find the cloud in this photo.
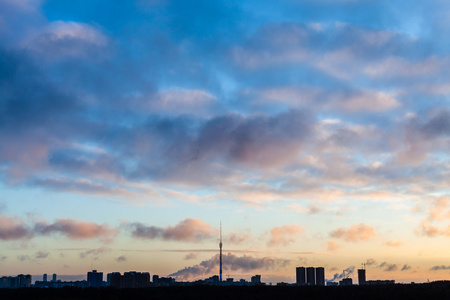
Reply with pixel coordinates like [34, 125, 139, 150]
[169, 253, 290, 281]
[244, 86, 400, 113]
[430, 265, 450, 271]
[116, 255, 127, 262]
[0, 213, 117, 242]
[30, 177, 138, 199]
[127, 218, 217, 243]
[25, 21, 108, 59]
[143, 88, 218, 116]
[384, 240, 403, 247]
[365, 258, 377, 266]
[0, 215, 32, 240]
[426, 196, 450, 221]
[267, 224, 303, 247]
[35, 251, 49, 259]
[327, 241, 340, 251]
[330, 223, 376, 242]
[225, 232, 251, 245]
[415, 220, 450, 238]
[401, 265, 411, 271]
[379, 262, 398, 272]
[17, 255, 30, 262]
[184, 253, 198, 260]
[34, 218, 117, 240]
[79, 247, 110, 259]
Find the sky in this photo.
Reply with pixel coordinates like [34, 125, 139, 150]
[0, 0, 450, 284]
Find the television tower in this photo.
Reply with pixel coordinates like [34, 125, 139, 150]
[219, 222, 223, 282]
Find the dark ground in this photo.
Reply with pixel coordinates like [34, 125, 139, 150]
[1, 281, 450, 300]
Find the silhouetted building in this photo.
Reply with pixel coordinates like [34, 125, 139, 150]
[43, 274, 47, 282]
[366, 280, 395, 285]
[107, 272, 150, 288]
[87, 270, 103, 288]
[327, 281, 338, 286]
[358, 269, 366, 285]
[152, 275, 159, 286]
[205, 275, 219, 284]
[108, 272, 122, 288]
[52, 274, 57, 282]
[123, 271, 150, 288]
[315, 267, 325, 286]
[306, 267, 315, 286]
[0, 275, 31, 288]
[157, 277, 175, 286]
[339, 278, 353, 286]
[296, 267, 306, 285]
[251, 275, 261, 284]
[34, 280, 88, 288]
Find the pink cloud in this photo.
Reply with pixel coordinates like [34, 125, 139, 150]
[327, 241, 340, 251]
[128, 218, 217, 242]
[330, 223, 376, 242]
[35, 218, 117, 240]
[225, 232, 251, 245]
[0, 215, 32, 240]
[415, 220, 450, 237]
[267, 224, 303, 247]
[384, 240, 403, 247]
[427, 196, 450, 221]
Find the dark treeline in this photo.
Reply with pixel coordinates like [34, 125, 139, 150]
[1, 282, 450, 300]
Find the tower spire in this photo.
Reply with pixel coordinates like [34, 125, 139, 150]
[219, 222, 223, 282]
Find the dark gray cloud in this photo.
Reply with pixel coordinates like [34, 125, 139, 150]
[116, 255, 127, 262]
[169, 253, 290, 280]
[379, 262, 398, 272]
[401, 264, 411, 271]
[430, 265, 450, 271]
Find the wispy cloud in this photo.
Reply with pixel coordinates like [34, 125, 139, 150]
[79, 247, 110, 259]
[267, 224, 303, 247]
[330, 224, 376, 242]
[116, 255, 127, 262]
[35, 251, 49, 259]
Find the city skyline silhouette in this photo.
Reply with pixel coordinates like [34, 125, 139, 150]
[1, 0, 450, 287]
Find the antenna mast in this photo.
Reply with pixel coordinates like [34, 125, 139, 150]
[219, 222, 223, 282]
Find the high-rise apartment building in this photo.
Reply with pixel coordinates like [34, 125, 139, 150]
[358, 269, 366, 285]
[87, 270, 103, 288]
[296, 267, 306, 285]
[315, 267, 325, 286]
[306, 267, 316, 286]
